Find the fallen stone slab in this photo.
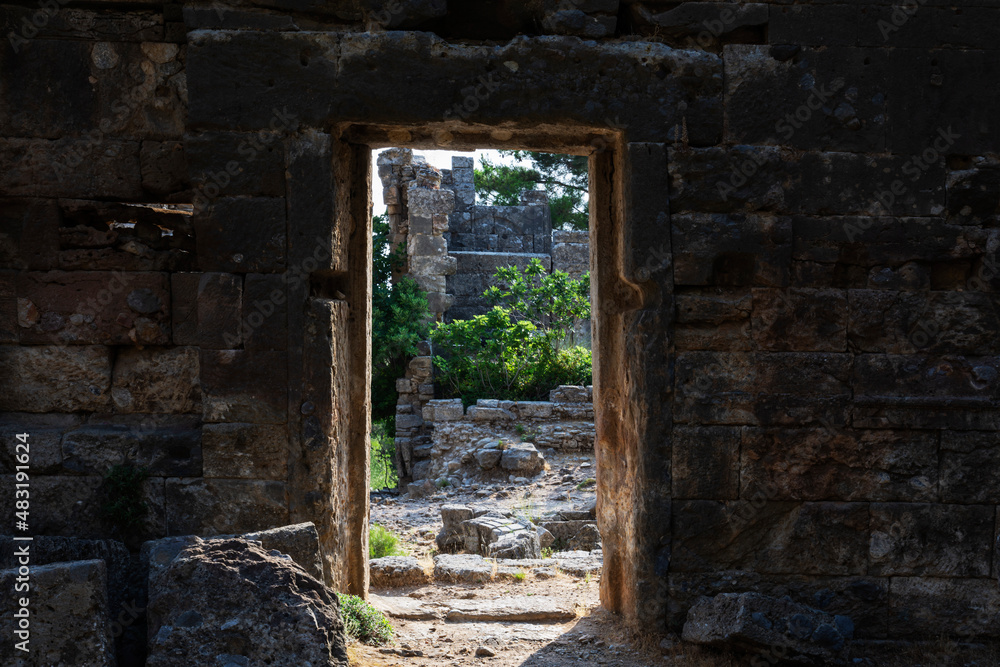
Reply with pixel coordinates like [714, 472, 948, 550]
[369, 594, 443, 621]
[142, 521, 325, 585]
[434, 554, 495, 583]
[555, 551, 603, 577]
[243, 522, 324, 581]
[146, 538, 348, 667]
[370, 556, 430, 588]
[445, 595, 577, 622]
[500, 442, 545, 475]
[682, 592, 854, 664]
[0, 559, 115, 667]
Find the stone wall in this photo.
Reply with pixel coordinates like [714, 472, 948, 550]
[412, 385, 595, 486]
[1, 0, 999, 643]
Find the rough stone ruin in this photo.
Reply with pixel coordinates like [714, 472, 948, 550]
[1, 0, 999, 663]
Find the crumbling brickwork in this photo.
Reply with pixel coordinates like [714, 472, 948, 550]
[1, 0, 998, 643]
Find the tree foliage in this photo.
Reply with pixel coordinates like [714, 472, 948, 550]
[431, 259, 592, 404]
[474, 150, 589, 230]
[371, 214, 430, 422]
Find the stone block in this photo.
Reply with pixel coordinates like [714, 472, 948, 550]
[0, 199, 60, 271]
[165, 478, 289, 535]
[17, 270, 170, 345]
[682, 592, 852, 663]
[740, 428, 938, 503]
[500, 442, 544, 475]
[724, 45, 885, 152]
[370, 556, 429, 588]
[0, 560, 115, 667]
[675, 289, 752, 351]
[0, 474, 165, 540]
[425, 398, 463, 421]
[672, 500, 869, 575]
[869, 503, 993, 577]
[202, 423, 288, 480]
[61, 417, 202, 477]
[0, 345, 111, 412]
[243, 273, 287, 351]
[0, 138, 143, 199]
[145, 539, 347, 667]
[0, 413, 76, 474]
[751, 288, 847, 352]
[851, 355, 1000, 430]
[672, 426, 740, 500]
[674, 352, 851, 426]
[194, 197, 287, 273]
[468, 406, 515, 422]
[671, 213, 791, 287]
[243, 522, 325, 581]
[514, 401, 553, 419]
[549, 385, 589, 403]
[888, 577, 1000, 638]
[111, 346, 201, 413]
[186, 131, 286, 197]
[667, 573, 889, 639]
[940, 431, 1000, 503]
[141, 140, 188, 195]
[848, 290, 1000, 355]
[669, 147, 945, 217]
[409, 254, 457, 276]
[200, 350, 288, 423]
[171, 272, 243, 348]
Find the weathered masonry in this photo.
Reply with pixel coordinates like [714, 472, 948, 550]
[1, 0, 999, 643]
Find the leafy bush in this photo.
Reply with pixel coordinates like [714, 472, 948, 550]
[369, 524, 407, 559]
[431, 259, 592, 403]
[370, 418, 398, 491]
[337, 593, 395, 646]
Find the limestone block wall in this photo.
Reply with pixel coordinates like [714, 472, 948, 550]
[415, 385, 596, 484]
[1, 0, 999, 642]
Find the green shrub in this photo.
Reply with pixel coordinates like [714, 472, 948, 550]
[100, 464, 150, 538]
[370, 418, 398, 491]
[369, 524, 407, 559]
[337, 593, 395, 646]
[431, 259, 592, 403]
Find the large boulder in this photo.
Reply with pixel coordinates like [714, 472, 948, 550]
[436, 504, 476, 553]
[500, 442, 545, 475]
[682, 592, 853, 664]
[146, 538, 348, 667]
[0, 559, 116, 666]
[487, 530, 541, 560]
[567, 524, 602, 551]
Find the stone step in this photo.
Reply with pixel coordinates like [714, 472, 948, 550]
[371, 594, 577, 624]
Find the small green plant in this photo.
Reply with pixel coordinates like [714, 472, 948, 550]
[584, 572, 593, 584]
[513, 571, 527, 582]
[337, 593, 395, 646]
[515, 423, 538, 442]
[100, 464, 150, 537]
[369, 524, 407, 559]
[515, 423, 527, 436]
[541, 547, 554, 559]
[435, 478, 451, 489]
[370, 418, 398, 491]
[576, 478, 596, 490]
